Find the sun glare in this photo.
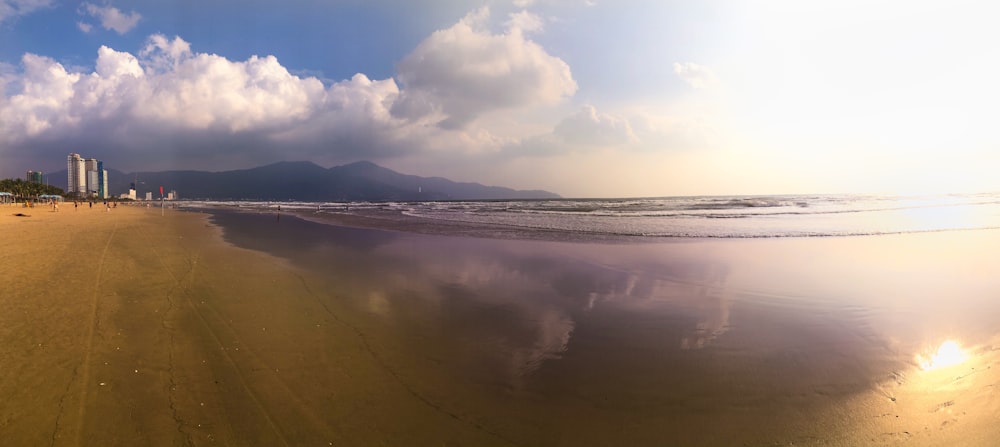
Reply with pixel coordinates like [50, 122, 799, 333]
[918, 340, 967, 371]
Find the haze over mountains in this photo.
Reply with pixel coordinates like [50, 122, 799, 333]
[52, 161, 560, 201]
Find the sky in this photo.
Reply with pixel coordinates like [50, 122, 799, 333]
[1, 0, 999, 197]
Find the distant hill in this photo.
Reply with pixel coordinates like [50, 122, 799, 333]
[51, 161, 560, 201]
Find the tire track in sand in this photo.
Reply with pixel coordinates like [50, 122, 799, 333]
[143, 225, 296, 447]
[292, 273, 521, 446]
[170, 268, 293, 447]
[71, 220, 119, 446]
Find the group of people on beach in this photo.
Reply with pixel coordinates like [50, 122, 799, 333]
[31, 200, 118, 212]
[7, 198, 168, 215]
[71, 200, 115, 211]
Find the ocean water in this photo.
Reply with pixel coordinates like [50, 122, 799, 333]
[180, 192, 1000, 238]
[192, 197, 1000, 444]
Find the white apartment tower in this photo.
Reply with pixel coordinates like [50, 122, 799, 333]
[66, 153, 86, 194]
[84, 158, 99, 196]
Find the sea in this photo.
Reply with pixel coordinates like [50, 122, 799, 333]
[177, 192, 1000, 238]
[172, 192, 1000, 444]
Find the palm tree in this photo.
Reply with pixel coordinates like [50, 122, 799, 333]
[0, 178, 65, 201]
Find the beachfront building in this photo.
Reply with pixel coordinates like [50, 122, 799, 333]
[67, 153, 85, 195]
[25, 170, 43, 184]
[84, 158, 100, 197]
[97, 161, 108, 199]
[67, 154, 109, 198]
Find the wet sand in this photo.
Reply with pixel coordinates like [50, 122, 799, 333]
[2, 205, 1000, 446]
[1, 206, 506, 445]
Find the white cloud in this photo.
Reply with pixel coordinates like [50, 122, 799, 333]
[0, 0, 52, 23]
[506, 10, 544, 34]
[673, 62, 718, 89]
[77, 21, 93, 33]
[1, 54, 81, 137]
[0, 6, 584, 180]
[80, 2, 141, 34]
[0, 61, 15, 94]
[513, 0, 535, 7]
[0, 35, 420, 170]
[553, 105, 637, 146]
[393, 7, 577, 129]
[139, 34, 192, 72]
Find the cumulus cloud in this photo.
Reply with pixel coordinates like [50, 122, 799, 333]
[77, 21, 93, 33]
[80, 2, 141, 34]
[0, 34, 425, 171]
[506, 10, 544, 34]
[2, 54, 81, 136]
[0, 7, 583, 176]
[0, 60, 16, 94]
[393, 7, 576, 129]
[497, 105, 639, 159]
[554, 105, 638, 146]
[0, 0, 52, 23]
[673, 62, 717, 89]
[139, 34, 191, 71]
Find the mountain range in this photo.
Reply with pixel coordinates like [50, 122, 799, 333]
[51, 161, 559, 201]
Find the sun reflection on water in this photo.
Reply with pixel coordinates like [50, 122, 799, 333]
[917, 340, 967, 371]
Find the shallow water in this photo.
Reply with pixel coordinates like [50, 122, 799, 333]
[182, 191, 1000, 237]
[207, 210, 1000, 445]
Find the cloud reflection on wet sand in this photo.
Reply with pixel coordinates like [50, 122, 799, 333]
[209, 210, 1000, 445]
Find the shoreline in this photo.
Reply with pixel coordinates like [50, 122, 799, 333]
[194, 207, 1000, 446]
[248, 206, 674, 244]
[174, 200, 1000, 244]
[4, 205, 1000, 445]
[170, 191, 1000, 241]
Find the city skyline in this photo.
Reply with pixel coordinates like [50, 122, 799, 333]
[65, 152, 108, 198]
[2, 1, 999, 197]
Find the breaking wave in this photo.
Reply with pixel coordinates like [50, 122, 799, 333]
[178, 192, 1000, 239]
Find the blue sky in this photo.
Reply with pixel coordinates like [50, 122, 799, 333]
[2, 0, 999, 196]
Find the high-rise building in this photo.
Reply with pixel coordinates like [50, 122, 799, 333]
[97, 161, 106, 199]
[25, 170, 43, 184]
[87, 171, 98, 196]
[84, 158, 99, 196]
[67, 153, 85, 195]
[99, 167, 108, 199]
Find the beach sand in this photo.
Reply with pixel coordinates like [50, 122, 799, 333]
[0, 206, 507, 446]
[2, 205, 999, 446]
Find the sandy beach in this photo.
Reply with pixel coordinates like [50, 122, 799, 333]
[0, 205, 510, 446]
[2, 204, 999, 446]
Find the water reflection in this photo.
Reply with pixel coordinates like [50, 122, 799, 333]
[211, 212, 897, 388]
[204, 211, 1000, 444]
[212, 212, 745, 378]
